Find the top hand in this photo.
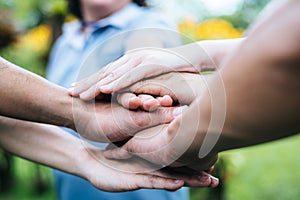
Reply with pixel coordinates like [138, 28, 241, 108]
[69, 47, 200, 100]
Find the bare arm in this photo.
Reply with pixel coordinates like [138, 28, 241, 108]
[166, 0, 300, 159]
[70, 38, 243, 100]
[204, 0, 300, 152]
[0, 57, 74, 128]
[0, 116, 85, 176]
[103, 0, 300, 171]
[0, 116, 218, 191]
[0, 57, 180, 142]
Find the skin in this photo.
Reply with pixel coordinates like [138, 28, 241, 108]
[0, 57, 184, 142]
[117, 72, 212, 109]
[103, 0, 300, 172]
[0, 116, 219, 191]
[69, 39, 243, 101]
[70, 0, 286, 99]
[0, 0, 217, 190]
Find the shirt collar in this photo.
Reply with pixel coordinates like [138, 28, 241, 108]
[62, 3, 144, 49]
[89, 3, 144, 30]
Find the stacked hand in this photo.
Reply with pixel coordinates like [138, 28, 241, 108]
[70, 65, 219, 189]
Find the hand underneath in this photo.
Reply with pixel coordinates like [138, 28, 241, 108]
[71, 99, 185, 142]
[116, 72, 212, 111]
[103, 117, 219, 187]
[80, 141, 217, 191]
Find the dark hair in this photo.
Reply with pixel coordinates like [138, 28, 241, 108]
[67, 0, 147, 20]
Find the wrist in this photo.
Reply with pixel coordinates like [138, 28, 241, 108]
[54, 88, 76, 129]
[73, 141, 97, 180]
[168, 44, 201, 73]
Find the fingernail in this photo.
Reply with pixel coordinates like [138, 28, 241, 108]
[198, 174, 209, 182]
[173, 105, 188, 118]
[71, 82, 76, 87]
[210, 177, 219, 187]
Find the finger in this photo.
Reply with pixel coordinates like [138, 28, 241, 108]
[79, 82, 103, 100]
[130, 174, 184, 191]
[97, 57, 142, 87]
[93, 173, 184, 192]
[100, 64, 166, 94]
[138, 94, 160, 111]
[127, 80, 178, 102]
[190, 172, 219, 188]
[71, 57, 129, 97]
[103, 125, 168, 161]
[110, 106, 185, 144]
[156, 95, 173, 107]
[160, 168, 219, 188]
[100, 55, 130, 79]
[209, 175, 219, 188]
[117, 92, 142, 110]
[127, 106, 186, 131]
[69, 73, 99, 97]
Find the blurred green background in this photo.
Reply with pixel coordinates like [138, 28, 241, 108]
[1, 0, 300, 199]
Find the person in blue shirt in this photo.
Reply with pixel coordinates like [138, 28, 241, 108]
[46, 0, 188, 199]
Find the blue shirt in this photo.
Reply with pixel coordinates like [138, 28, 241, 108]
[47, 3, 188, 200]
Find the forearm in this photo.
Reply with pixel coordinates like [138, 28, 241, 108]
[193, 62, 300, 154]
[191, 0, 300, 154]
[168, 38, 244, 72]
[196, 38, 245, 71]
[0, 116, 91, 179]
[0, 57, 74, 128]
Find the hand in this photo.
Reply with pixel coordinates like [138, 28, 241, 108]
[79, 142, 219, 191]
[117, 72, 212, 111]
[116, 92, 173, 111]
[71, 99, 184, 142]
[69, 47, 199, 100]
[103, 124, 217, 171]
[103, 103, 218, 177]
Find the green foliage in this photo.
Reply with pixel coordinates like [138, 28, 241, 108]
[225, 135, 300, 200]
[190, 135, 300, 200]
[1, 1, 298, 200]
[0, 157, 55, 200]
[0, 0, 67, 30]
[0, 44, 47, 76]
